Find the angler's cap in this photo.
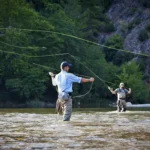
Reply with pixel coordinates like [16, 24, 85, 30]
[119, 82, 125, 87]
[61, 61, 72, 69]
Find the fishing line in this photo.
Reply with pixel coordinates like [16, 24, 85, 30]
[0, 41, 38, 49]
[0, 48, 94, 98]
[0, 48, 116, 87]
[31, 62, 91, 78]
[0, 28, 121, 97]
[72, 82, 94, 98]
[0, 42, 114, 85]
[31, 62, 116, 98]
[0, 27, 150, 57]
[69, 54, 116, 86]
[0, 48, 115, 86]
[31, 63, 93, 98]
[0, 49, 69, 58]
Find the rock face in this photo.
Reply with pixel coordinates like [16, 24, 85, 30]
[99, 0, 150, 74]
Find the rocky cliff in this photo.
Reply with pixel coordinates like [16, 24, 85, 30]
[99, 0, 150, 75]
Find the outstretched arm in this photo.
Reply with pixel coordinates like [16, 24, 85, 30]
[128, 88, 131, 94]
[68, 73, 94, 83]
[49, 72, 56, 86]
[81, 77, 94, 83]
[108, 87, 116, 94]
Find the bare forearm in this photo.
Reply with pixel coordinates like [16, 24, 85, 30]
[81, 78, 91, 83]
[110, 90, 116, 94]
[128, 89, 131, 94]
[51, 77, 56, 86]
[49, 72, 56, 86]
[80, 77, 94, 83]
[108, 87, 116, 94]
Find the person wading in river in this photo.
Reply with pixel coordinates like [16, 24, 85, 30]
[49, 61, 95, 121]
[108, 83, 131, 112]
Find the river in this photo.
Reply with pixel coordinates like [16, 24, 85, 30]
[0, 108, 149, 150]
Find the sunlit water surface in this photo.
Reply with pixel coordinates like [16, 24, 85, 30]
[0, 109, 149, 150]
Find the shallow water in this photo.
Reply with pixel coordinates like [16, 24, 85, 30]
[0, 109, 149, 150]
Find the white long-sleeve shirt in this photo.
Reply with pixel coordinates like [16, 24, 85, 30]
[52, 70, 81, 93]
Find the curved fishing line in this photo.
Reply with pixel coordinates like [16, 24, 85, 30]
[31, 63, 94, 98]
[28, 53, 69, 58]
[0, 27, 150, 57]
[0, 49, 28, 57]
[0, 41, 69, 58]
[31, 62, 91, 78]
[72, 82, 94, 99]
[0, 47, 93, 98]
[0, 49, 69, 58]
[0, 41, 38, 49]
[69, 54, 116, 86]
[0, 40, 117, 86]
[0, 48, 116, 86]
[31, 63, 115, 98]
[32, 62, 59, 71]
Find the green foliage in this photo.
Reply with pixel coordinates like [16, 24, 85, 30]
[146, 24, 150, 32]
[78, 0, 114, 40]
[128, 19, 141, 30]
[79, 0, 113, 11]
[6, 68, 47, 101]
[128, 8, 137, 16]
[101, 22, 114, 33]
[103, 35, 133, 66]
[103, 35, 123, 62]
[138, 29, 149, 41]
[138, 0, 150, 8]
[120, 22, 128, 33]
[116, 62, 149, 103]
[0, 0, 149, 107]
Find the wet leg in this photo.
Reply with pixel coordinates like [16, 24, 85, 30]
[117, 100, 121, 112]
[63, 97, 72, 121]
[122, 100, 127, 112]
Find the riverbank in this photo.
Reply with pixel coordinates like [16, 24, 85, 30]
[0, 107, 149, 114]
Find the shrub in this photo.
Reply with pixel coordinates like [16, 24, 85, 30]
[128, 19, 141, 30]
[129, 8, 137, 16]
[138, 29, 149, 41]
[103, 34, 133, 65]
[139, 0, 150, 8]
[120, 22, 128, 33]
[146, 24, 150, 32]
[103, 23, 115, 33]
[116, 62, 150, 103]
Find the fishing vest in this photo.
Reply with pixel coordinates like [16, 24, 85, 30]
[117, 89, 126, 100]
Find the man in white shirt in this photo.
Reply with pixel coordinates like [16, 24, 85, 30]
[49, 61, 95, 121]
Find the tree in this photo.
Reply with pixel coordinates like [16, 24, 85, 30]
[6, 68, 47, 102]
[103, 35, 133, 66]
[116, 62, 150, 103]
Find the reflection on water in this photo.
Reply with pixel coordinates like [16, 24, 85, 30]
[0, 109, 149, 150]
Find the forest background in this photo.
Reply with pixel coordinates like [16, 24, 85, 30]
[0, 0, 150, 108]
